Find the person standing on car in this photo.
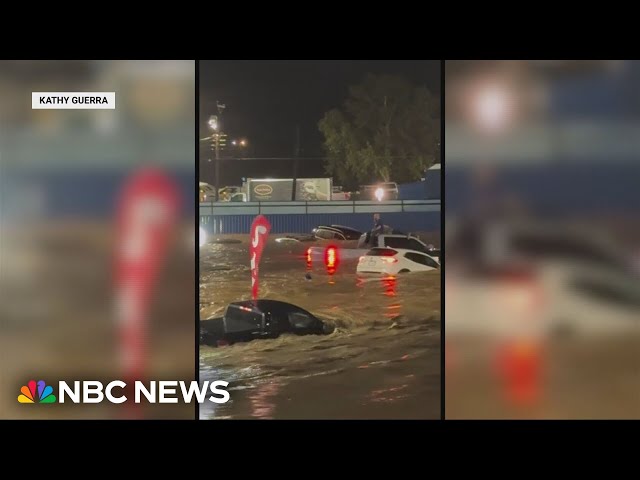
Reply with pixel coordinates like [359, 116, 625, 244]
[371, 213, 384, 245]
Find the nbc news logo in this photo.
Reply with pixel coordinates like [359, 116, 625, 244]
[18, 380, 229, 404]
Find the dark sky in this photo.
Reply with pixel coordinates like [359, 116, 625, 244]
[199, 60, 440, 186]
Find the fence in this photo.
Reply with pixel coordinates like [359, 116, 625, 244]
[200, 200, 441, 234]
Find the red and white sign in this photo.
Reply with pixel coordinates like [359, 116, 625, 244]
[114, 169, 179, 383]
[250, 215, 271, 300]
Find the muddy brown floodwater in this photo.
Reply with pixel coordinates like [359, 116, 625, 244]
[0, 223, 195, 419]
[199, 234, 441, 419]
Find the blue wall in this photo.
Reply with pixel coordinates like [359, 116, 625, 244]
[398, 181, 427, 200]
[445, 163, 640, 216]
[6, 169, 195, 218]
[424, 169, 441, 200]
[201, 210, 440, 235]
[397, 169, 441, 201]
[200, 200, 440, 235]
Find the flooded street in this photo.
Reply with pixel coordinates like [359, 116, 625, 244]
[199, 235, 441, 419]
[0, 224, 196, 419]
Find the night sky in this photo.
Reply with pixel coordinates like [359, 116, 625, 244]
[199, 60, 441, 186]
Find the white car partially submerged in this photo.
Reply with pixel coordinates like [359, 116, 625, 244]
[199, 226, 207, 247]
[308, 233, 440, 262]
[357, 247, 440, 274]
[446, 220, 640, 337]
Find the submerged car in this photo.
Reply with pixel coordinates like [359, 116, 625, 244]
[200, 299, 332, 346]
[199, 226, 207, 247]
[446, 220, 640, 337]
[312, 225, 363, 241]
[358, 232, 440, 259]
[357, 247, 440, 274]
[309, 233, 440, 263]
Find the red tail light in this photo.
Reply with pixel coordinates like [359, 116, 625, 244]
[306, 248, 312, 263]
[325, 246, 338, 268]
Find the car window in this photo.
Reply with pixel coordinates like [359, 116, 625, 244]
[315, 229, 334, 240]
[289, 312, 316, 329]
[570, 277, 640, 308]
[407, 239, 427, 253]
[405, 252, 439, 269]
[366, 248, 398, 256]
[384, 237, 412, 249]
[332, 227, 361, 239]
[424, 255, 440, 269]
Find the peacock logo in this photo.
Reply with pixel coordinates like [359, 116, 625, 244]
[18, 380, 56, 404]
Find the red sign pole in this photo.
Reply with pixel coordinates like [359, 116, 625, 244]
[114, 169, 179, 411]
[249, 215, 271, 300]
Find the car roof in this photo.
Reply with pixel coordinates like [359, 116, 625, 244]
[317, 225, 358, 233]
[330, 225, 361, 232]
[381, 234, 425, 241]
[365, 247, 439, 258]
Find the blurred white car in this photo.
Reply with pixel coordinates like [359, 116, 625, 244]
[446, 220, 640, 338]
[199, 226, 207, 247]
[357, 247, 439, 274]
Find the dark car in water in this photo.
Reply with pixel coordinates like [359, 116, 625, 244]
[200, 299, 331, 346]
[312, 225, 363, 241]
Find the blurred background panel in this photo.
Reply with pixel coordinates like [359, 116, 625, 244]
[0, 60, 195, 419]
[446, 60, 640, 419]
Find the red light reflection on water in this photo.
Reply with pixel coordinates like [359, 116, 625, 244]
[382, 275, 397, 297]
[494, 340, 543, 407]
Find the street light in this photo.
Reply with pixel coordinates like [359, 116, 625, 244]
[208, 114, 221, 201]
[208, 115, 219, 131]
[472, 83, 514, 133]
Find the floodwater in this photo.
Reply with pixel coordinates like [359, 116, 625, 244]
[0, 223, 195, 419]
[199, 235, 441, 419]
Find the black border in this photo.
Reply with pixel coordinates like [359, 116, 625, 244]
[440, 59, 445, 421]
[195, 59, 200, 421]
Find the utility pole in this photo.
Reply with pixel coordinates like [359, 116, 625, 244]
[208, 101, 227, 201]
[213, 130, 220, 201]
[291, 125, 300, 201]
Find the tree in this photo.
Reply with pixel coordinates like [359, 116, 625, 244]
[319, 74, 440, 188]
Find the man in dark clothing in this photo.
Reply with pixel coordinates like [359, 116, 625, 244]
[371, 213, 384, 245]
